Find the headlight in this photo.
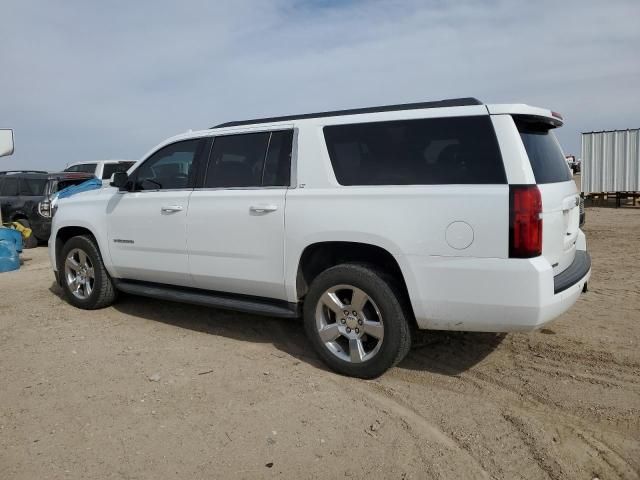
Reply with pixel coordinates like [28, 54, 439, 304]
[38, 199, 51, 218]
[38, 198, 58, 218]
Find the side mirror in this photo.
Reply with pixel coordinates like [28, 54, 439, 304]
[110, 171, 129, 190]
[0, 129, 15, 157]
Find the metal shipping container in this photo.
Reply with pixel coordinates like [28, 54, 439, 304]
[581, 129, 640, 194]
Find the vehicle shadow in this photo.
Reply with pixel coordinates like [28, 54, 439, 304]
[399, 330, 506, 375]
[49, 283, 504, 377]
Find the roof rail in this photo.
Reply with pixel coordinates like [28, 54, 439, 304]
[211, 97, 483, 129]
[0, 170, 49, 175]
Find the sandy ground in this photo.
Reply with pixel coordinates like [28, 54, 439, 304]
[1, 208, 639, 480]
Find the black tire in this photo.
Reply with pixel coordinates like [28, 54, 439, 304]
[16, 219, 38, 249]
[59, 235, 117, 309]
[303, 263, 412, 379]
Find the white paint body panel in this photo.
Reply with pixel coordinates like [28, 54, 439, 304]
[106, 190, 192, 285]
[187, 189, 287, 299]
[49, 102, 589, 333]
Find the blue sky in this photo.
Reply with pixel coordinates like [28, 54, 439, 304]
[1, 0, 639, 169]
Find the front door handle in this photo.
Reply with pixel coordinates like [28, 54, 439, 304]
[161, 205, 183, 213]
[249, 205, 278, 214]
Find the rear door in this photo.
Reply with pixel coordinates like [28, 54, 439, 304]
[186, 129, 293, 300]
[515, 117, 579, 274]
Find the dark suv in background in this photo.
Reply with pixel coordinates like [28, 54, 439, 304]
[0, 171, 94, 247]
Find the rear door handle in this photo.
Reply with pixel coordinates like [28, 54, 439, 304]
[249, 205, 278, 214]
[161, 205, 183, 213]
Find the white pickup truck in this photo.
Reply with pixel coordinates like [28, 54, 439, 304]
[48, 98, 591, 378]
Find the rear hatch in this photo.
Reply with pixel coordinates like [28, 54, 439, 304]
[515, 116, 580, 275]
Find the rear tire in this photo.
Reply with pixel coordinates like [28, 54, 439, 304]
[60, 235, 117, 309]
[16, 219, 38, 249]
[303, 263, 412, 379]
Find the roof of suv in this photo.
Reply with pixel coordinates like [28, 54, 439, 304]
[212, 97, 483, 128]
[209, 98, 563, 131]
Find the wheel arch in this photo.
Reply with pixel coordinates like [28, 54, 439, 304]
[294, 240, 416, 323]
[54, 226, 100, 275]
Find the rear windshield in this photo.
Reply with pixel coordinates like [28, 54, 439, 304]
[515, 118, 571, 184]
[323, 116, 506, 185]
[102, 162, 135, 179]
[65, 163, 97, 174]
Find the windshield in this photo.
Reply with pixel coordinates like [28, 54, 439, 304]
[53, 178, 92, 194]
[21, 178, 48, 196]
[65, 163, 97, 174]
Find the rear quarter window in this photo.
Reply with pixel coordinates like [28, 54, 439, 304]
[323, 116, 506, 185]
[515, 118, 571, 184]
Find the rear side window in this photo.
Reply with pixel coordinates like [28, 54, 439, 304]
[0, 177, 20, 196]
[20, 178, 47, 196]
[515, 118, 571, 184]
[65, 163, 97, 174]
[102, 162, 135, 180]
[204, 130, 293, 188]
[323, 116, 506, 185]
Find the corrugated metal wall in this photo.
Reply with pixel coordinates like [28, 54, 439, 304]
[581, 129, 640, 194]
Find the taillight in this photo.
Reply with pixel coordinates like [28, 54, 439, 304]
[509, 185, 542, 258]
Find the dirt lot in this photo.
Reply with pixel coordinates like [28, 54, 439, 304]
[1, 208, 639, 480]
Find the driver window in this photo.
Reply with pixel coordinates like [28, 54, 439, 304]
[134, 139, 201, 191]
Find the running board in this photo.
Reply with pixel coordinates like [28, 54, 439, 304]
[113, 279, 300, 318]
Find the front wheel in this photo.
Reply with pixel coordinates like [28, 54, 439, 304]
[60, 235, 117, 309]
[303, 264, 412, 378]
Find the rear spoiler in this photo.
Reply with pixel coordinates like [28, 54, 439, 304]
[487, 104, 563, 128]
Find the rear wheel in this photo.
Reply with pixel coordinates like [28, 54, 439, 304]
[16, 219, 38, 249]
[60, 235, 116, 309]
[303, 263, 412, 378]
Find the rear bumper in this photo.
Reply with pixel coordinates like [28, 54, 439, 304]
[402, 248, 591, 333]
[554, 251, 590, 294]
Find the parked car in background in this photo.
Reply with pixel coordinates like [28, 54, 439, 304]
[49, 98, 591, 378]
[565, 155, 581, 173]
[0, 171, 94, 247]
[64, 160, 135, 181]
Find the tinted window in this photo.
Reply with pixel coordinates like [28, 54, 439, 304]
[20, 178, 47, 196]
[65, 163, 97, 174]
[133, 139, 201, 191]
[205, 132, 270, 188]
[323, 116, 506, 185]
[102, 162, 135, 180]
[516, 119, 571, 184]
[0, 177, 20, 196]
[263, 131, 293, 187]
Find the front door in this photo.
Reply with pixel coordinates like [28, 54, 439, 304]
[106, 138, 205, 286]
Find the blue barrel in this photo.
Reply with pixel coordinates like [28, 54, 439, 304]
[0, 227, 23, 253]
[0, 241, 20, 272]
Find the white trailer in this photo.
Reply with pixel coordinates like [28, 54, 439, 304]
[581, 128, 640, 206]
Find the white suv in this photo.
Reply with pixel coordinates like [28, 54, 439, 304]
[48, 98, 591, 378]
[64, 160, 135, 181]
